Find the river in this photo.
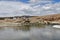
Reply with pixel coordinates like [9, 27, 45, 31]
[0, 25, 60, 40]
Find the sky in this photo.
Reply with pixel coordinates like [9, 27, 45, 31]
[0, 0, 60, 17]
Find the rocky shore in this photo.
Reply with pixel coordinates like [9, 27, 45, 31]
[0, 14, 60, 26]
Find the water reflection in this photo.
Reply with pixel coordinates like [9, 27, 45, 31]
[0, 25, 60, 40]
[30, 25, 53, 40]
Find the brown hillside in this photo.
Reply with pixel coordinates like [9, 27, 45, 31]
[0, 14, 60, 23]
[37, 14, 60, 21]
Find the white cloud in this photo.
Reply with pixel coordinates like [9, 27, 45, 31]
[42, 6, 51, 10]
[0, 1, 31, 17]
[29, 0, 60, 16]
[30, 0, 52, 3]
[0, 0, 60, 17]
[29, 0, 52, 5]
[40, 2, 60, 15]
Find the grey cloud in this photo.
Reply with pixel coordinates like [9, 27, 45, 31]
[0, 1, 30, 17]
[0, 0, 60, 17]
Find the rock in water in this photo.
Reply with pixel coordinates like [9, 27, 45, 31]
[53, 25, 60, 28]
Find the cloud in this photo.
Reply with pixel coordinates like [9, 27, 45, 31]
[40, 2, 60, 15]
[29, 0, 52, 5]
[0, 0, 60, 17]
[30, 0, 52, 3]
[0, 1, 31, 17]
[28, 0, 60, 16]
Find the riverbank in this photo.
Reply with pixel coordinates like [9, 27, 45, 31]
[0, 21, 60, 27]
[0, 23, 40, 27]
[0, 14, 60, 26]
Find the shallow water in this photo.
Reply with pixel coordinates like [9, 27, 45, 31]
[0, 25, 60, 40]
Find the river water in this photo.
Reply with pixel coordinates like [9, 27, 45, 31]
[0, 25, 60, 40]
